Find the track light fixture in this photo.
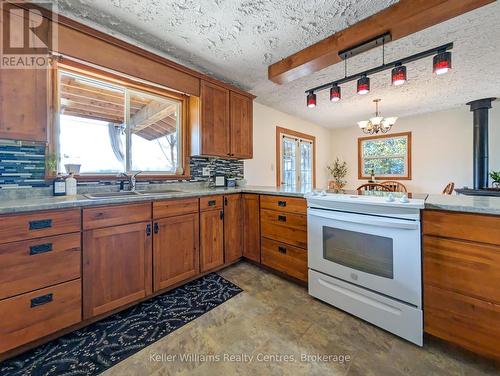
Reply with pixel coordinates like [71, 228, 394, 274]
[330, 84, 341, 102]
[305, 39, 453, 108]
[307, 92, 316, 108]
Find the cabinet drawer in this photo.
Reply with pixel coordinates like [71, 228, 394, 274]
[423, 210, 500, 245]
[200, 195, 223, 211]
[0, 233, 81, 300]
[153, 198, 199, 219]
[0, 209, 81, 245]
[424, 285, 500, 359]
[0, 279, 82, 353]
[260, 209, 307, 248]
[261, 238, 307, 282]
[423, 236, 500, 304]
[260, 195, 306, 215]
[83, 203, 151, 230]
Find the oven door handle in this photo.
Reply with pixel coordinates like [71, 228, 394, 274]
[308, 208, 419, 230]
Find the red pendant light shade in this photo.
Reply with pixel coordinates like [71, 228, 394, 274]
[391, 65, 407, 86]
[307, 92, 317, 108]
[433, 51, 452, 75]
[330, 84, 341, 102]
[357, 76, 370, 95]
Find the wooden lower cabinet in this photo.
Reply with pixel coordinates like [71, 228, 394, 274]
[224, 194, 243, 263]
[153, 213, 199, 291]
[242, 194, 260, 263]
[200, 207, 224, 272]
[83, 221, 153, 319]
[0, 279, 81, 353]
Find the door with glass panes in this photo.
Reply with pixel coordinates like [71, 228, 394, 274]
[278, 128, 314, 190]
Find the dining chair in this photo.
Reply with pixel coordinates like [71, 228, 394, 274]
[442, 182, 455, 195]
[380, 181, 407, 192]
[356, 183, 393, 192]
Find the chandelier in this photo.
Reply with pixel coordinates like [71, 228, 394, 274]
[357, 99, 397, 135]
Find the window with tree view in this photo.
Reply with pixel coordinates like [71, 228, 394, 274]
[358, 132, 411, 180]
[57, 69, 183, 176]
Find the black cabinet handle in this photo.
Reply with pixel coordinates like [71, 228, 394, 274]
[278, 246, 287, 254]
[224, 197, 228, 206]
[278, 200, 287, 207]
[220, 211, 224, 220]
[29, 243, 53, 255]
[154, 223, 159, 234]
[146, 224, 151, 236]
[208, 200, 216, 206]
[278, 215, 287, 222]
[29, 219, 52, 230]
[31, 293, 53, 308]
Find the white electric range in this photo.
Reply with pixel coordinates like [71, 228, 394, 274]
[306, 191, 425, 346]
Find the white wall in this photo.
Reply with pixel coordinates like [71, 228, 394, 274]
[245, 102, 332, 189]
[329, 103, 500, 194]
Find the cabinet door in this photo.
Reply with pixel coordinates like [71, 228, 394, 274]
[224, 194, 242, 263]
[200, 80, 230, 157]
[242, 194, 261, 263]
[230, 92, 253, 158]
[200, 209, 224, 272]
[0, 8, 48, 142]
[153, 213, 199, 291]
[83, 222, 152, 319]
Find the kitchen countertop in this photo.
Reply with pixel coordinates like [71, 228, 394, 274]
[425, 194, 500, 216]
[0, 185, 309, 215]
[1, 185, 499, 216]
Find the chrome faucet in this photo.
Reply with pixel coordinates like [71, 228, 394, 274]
[117, 171, 142, 192]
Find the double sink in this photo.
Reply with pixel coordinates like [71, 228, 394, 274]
[84, 189, 183, 199]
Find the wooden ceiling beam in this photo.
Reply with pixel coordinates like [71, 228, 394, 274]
[268, 0, 495, 84]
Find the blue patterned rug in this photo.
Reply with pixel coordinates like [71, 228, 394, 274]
[0, 273, 242, 376]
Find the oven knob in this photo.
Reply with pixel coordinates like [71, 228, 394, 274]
[400, 194, 410, 203]
[350, 273, 358, 281]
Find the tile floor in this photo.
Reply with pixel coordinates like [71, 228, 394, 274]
[102, 261, 498, 376]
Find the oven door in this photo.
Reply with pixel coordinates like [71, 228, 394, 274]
[308, 208, 421, 307]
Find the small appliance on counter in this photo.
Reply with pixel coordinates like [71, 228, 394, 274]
[226, 177, 237, 188]
[214, 175, 225, 187]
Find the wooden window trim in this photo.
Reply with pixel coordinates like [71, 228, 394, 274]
[358, 131, 412, 181]
[275, 126, 316, 188]
[51, 59, 191, 181]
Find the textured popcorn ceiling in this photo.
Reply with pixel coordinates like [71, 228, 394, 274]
[54, 0, 500, 128]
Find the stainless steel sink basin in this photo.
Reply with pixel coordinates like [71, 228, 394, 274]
[137, 189, 182, 195]
[84, 191, 142, 199]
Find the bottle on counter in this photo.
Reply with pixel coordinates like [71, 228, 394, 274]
[53, 174, 66, 196]
[65, 173, 77, 196]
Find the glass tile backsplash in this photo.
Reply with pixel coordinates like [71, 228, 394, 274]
[189, 157, 244, 182]
[0, 140, 48, 188]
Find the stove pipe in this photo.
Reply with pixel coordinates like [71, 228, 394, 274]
[466, 98, 496, 190]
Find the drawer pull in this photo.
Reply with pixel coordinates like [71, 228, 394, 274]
[29, 219, 53, 230]
[208, 200, 216, 206]
[31, 293, 53, 308]
[278, 215, 287, 222]
[29, 243, 53, 255]
[278, 200, 287, 207]
[146, 224, 151, 236]
[278, 246, 287, 254]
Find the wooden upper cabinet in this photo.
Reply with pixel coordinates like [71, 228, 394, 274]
[230, 92, 253, 158]
[190, 80, 253, 159]
[242, 194, 261, 263]
[83, 221, 152, 319]
[224, 194, 243, 264]
[153, 213, 199, 292]
[0, 8, 48, 142]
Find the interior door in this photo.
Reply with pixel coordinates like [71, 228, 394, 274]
[201, 81, 230, 157]
[153, 213, 199, 291]
[224, 194, 243, 263]
[230, 92, 253, 158]
[200, 208, 224, 272]
[83, 221, 152, 319]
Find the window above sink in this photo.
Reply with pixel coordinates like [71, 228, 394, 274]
[54, 61, 189, 181]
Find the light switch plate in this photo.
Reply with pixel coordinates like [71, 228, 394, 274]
[202, 167, 210, 176]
